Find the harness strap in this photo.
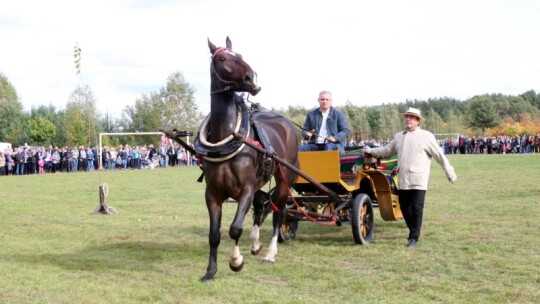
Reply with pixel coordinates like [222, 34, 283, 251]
[251, 120, 275, 155]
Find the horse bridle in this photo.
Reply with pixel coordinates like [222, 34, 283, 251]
[209, 47, 243, 95]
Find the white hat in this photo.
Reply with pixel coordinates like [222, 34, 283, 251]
[401, 107, 423, 122]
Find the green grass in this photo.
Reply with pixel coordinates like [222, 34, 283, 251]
[1, 154, 539, 303]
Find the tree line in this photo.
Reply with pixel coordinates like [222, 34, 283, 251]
[275, 91, 540, 141]
[0, 72, 203, 148]
[1, 71, 539, 148]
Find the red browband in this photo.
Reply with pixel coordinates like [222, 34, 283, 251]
[211, 47, 231, 60]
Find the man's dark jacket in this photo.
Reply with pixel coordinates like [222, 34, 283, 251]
[301, 107, 351, 154]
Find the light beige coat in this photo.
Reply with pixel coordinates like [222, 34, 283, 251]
[369, 127, 456, 190]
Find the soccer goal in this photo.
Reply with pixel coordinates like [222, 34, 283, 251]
[433, 133, 460, 154]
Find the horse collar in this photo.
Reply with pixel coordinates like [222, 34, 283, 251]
[194, 102, 251, 162]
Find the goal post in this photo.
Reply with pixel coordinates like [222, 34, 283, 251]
[98, 132, 192, 170]
[433, 133, 460, 142]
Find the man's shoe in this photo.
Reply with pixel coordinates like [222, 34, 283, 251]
[407, 239, 417, 248]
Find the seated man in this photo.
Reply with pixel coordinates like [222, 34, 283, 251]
[298, 90, 351, 154]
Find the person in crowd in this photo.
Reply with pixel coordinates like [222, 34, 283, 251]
[37, 148, 45, 174]
[59, 146, 67, 172]
[298, 90, 351, 154]
[92, 146, 99, 170]
[478, 137, 485, 154]
[78, 146, 87, 171]
[14, 148, 24, 175]
[132, 146, 140, 169]
[119, 145, 128, 169]
[363, 107, 457, 248]
[43, 148, 52, 173]
[87, 147, 95, 171]
[51, 147, 61, 173]
[178, 148, 186, 166]
[102, 146, 111, 170]
[108, 147, 116, 170]
[28, 147, 37, 174]
[148, 144, 157, 161]
[149, 145, 159, 169]
[6, 149, 14, 175]
[458, 136, 466, 154]
[0, 152, 5, 176]
[71, 147, 79, 172]
[167, 144, 177, 167]
[123, 145, 132, 168]
[159, 144, 168, 167]
[22, 146, 31, 174]
[469, 136, 476, 154]
[140, 146, 149, 169]
[65, 147, 73, 172]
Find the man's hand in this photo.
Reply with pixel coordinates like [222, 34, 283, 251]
[448, 175, 457, 184]
[305, 129, 315, 139]
[363, 146, 372, 154]
[326, 136, 336, 143]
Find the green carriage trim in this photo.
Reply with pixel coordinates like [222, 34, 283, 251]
[340, 146, 398, 173]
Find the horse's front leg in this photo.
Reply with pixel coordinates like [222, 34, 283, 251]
[201, 193, 223, 282]
[228, 190, 255, 272]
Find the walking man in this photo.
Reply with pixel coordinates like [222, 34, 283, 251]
[363, 107, 457, 248]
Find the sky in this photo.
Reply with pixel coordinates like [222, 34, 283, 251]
[1, 0, 539, 118]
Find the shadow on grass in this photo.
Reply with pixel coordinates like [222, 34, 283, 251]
[6, 219, 407, 275]
[6, 240, 206, 274]
[286, 218, 406, 246]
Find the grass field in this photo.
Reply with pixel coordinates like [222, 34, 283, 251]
[1, 154, 539, 303]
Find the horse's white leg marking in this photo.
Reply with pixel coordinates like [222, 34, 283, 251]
[229, 240, 243, 268]
[250, 225, 262, 253]
[262, 234, 278, 263]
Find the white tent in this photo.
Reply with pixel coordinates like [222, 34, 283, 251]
[0, 142, 12, 153]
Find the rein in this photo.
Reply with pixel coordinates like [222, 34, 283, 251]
[277, 162, 338, 226]
[246, 100, 326, 141]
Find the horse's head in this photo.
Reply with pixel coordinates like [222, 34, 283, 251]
[208, 37, 261, 96]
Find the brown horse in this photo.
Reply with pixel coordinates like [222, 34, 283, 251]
[197, 37, 298, 281]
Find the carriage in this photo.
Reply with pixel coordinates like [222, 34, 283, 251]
[256, 146, 402, 245]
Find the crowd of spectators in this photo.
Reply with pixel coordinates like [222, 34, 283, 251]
[355, 133, 540, 155]
[439, 134, 540, 154]
[0, 142, 198, 176]
[2, 133, 538, 176]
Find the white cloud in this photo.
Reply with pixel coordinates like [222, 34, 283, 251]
[1, 0, 539, 118]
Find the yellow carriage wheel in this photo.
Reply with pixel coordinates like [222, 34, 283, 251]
[351, 193, 374, 244]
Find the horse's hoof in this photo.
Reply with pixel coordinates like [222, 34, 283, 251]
[229, 261, 244, 272]
[261, 258, 275, 264]
[200, 273, 215, 282]
[251, 246, 263, 256]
